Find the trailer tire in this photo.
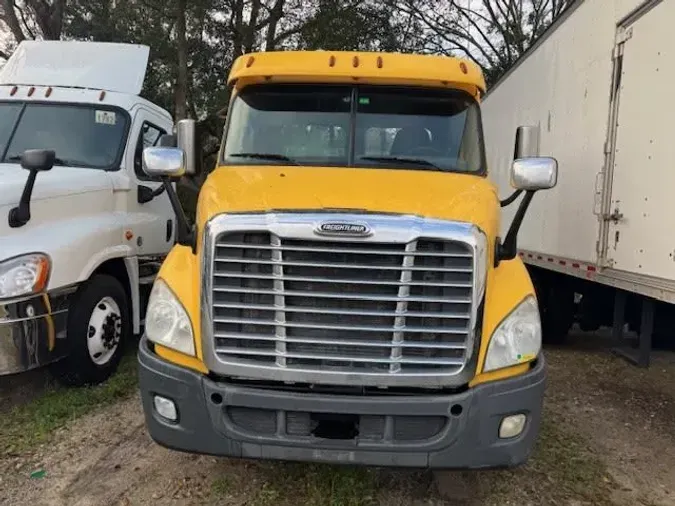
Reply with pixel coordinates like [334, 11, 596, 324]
[51, 274, 130, 386]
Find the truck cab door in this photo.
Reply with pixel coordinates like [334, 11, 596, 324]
[125, 107, 175, 257]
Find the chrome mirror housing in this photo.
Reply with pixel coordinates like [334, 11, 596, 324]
[510, 157, 558, 191]
[142, 147, 186, 179]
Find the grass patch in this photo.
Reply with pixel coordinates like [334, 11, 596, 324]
[480, 409, 614, 505]
[252, 462, 377, 506]
[0, 350, 138, 454]
[210, 474, 234, 497]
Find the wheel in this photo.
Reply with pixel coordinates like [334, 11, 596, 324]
[51, 274, 130, 386]
[530, 270, 574, 345]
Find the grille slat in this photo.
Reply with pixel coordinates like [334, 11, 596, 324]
[210, 230, 474, 379]
[217, 243, 472, 258]
[214, 332, 468, 349]
[213, 303, 470, 319]
[214, 317, 467, 334]
[213, 286, 470, 304]
[214, 272, 472, 288]
[215, 258, 472, 273]
[213, 347, 465, 366]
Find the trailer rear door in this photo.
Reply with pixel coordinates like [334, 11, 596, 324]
[603, 0, 674, 279]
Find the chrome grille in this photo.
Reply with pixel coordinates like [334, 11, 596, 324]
[210, 230, 475, 379]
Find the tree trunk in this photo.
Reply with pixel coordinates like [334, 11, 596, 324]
[1, 0, 27, 42]
[265, 0, 285, 51]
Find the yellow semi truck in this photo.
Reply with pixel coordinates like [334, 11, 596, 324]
[137, 51, 558, 468]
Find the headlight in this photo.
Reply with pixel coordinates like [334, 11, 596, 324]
[145, 279, 195, 356]
[0, 253, 50, 299]
[484, 295, 541, 372]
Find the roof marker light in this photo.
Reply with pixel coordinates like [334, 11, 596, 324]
[45, 87, 52, 98]
[10, 86, 17, 96]
[99, 90, 106, 101]
[460, 62, 468, 74]
[27, 86, 35, 97]
[246, 56, 255, 68]
[329, 55, 336, 67]
[352, 56, 359, 68]
[377, 56, 383, 68]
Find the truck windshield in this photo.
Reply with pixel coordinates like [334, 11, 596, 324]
[0, 102, 129, 170]
[222, 84, 485, 174]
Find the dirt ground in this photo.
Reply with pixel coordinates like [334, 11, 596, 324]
[2, 332, 675, 506]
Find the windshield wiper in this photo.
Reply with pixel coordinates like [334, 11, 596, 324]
[358, 156, 442, 171]
[4, 154, 72, 166]
[228, 153, 298, 165]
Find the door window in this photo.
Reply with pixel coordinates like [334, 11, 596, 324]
[134, 121, 166, 180]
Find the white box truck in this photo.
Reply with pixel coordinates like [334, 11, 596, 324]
[0, 40, 179, 385]
[482, 0, 672, 366]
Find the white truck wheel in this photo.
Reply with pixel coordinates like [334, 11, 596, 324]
[51, 274, 130, 386]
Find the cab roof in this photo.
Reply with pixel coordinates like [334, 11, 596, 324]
[228, 51, 487, 99]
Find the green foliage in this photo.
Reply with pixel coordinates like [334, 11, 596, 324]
[1, 351, 138, 453]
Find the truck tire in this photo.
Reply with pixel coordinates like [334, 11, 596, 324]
[531, 270, 574, 345]
[51, 274, 130, 386]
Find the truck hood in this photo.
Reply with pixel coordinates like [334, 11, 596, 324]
[0, 163, 112, 207]
[197, 166, 500, 239]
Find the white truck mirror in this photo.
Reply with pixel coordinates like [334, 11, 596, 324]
[142, 147, 186, 179]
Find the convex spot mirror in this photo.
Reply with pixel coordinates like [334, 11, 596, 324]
[176, 118, 199, 176]
[511, 157, 558, 191]
[142, 147, 186, 179]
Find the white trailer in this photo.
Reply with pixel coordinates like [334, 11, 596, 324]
[0, 41, 178, 384]
[482, 0, 673, 366]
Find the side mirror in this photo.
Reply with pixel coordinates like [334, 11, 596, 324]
[141, 146, 193, 249]
[176, 119, 198, 176]
[496, 127, 558, 265]
[142, 147, 186, 179]
[21, 149, 55, 172]
[8, 149, 55, 228]
[511, 157, 558, 191]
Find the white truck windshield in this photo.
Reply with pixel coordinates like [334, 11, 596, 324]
[0, 102, 129, 170]
[222, 84, 486, 174]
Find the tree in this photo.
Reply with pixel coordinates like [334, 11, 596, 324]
[0, 0, 66, 58]
[392, 0, 571, 85]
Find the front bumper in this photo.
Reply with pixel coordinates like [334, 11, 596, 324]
[0, 287, 75, 375]
[138, 337, 546, 469]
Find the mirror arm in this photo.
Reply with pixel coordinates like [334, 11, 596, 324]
[500, 189, 523, 207]
[137, 184, 166, 204]
[496, 190, 535, 266]
[8, 170, 39, 228]
[161, 178, 195, 251]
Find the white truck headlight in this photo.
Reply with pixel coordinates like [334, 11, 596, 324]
[0, 253, 50, 299]
[484, 295, 541, 372]
[145, 279, 195, 356]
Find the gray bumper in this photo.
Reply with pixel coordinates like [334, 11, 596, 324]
[0, 287, 75, 375]
[138, 337, 546, 469]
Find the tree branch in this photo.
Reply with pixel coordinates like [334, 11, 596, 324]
[1, 0, 27, 42]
